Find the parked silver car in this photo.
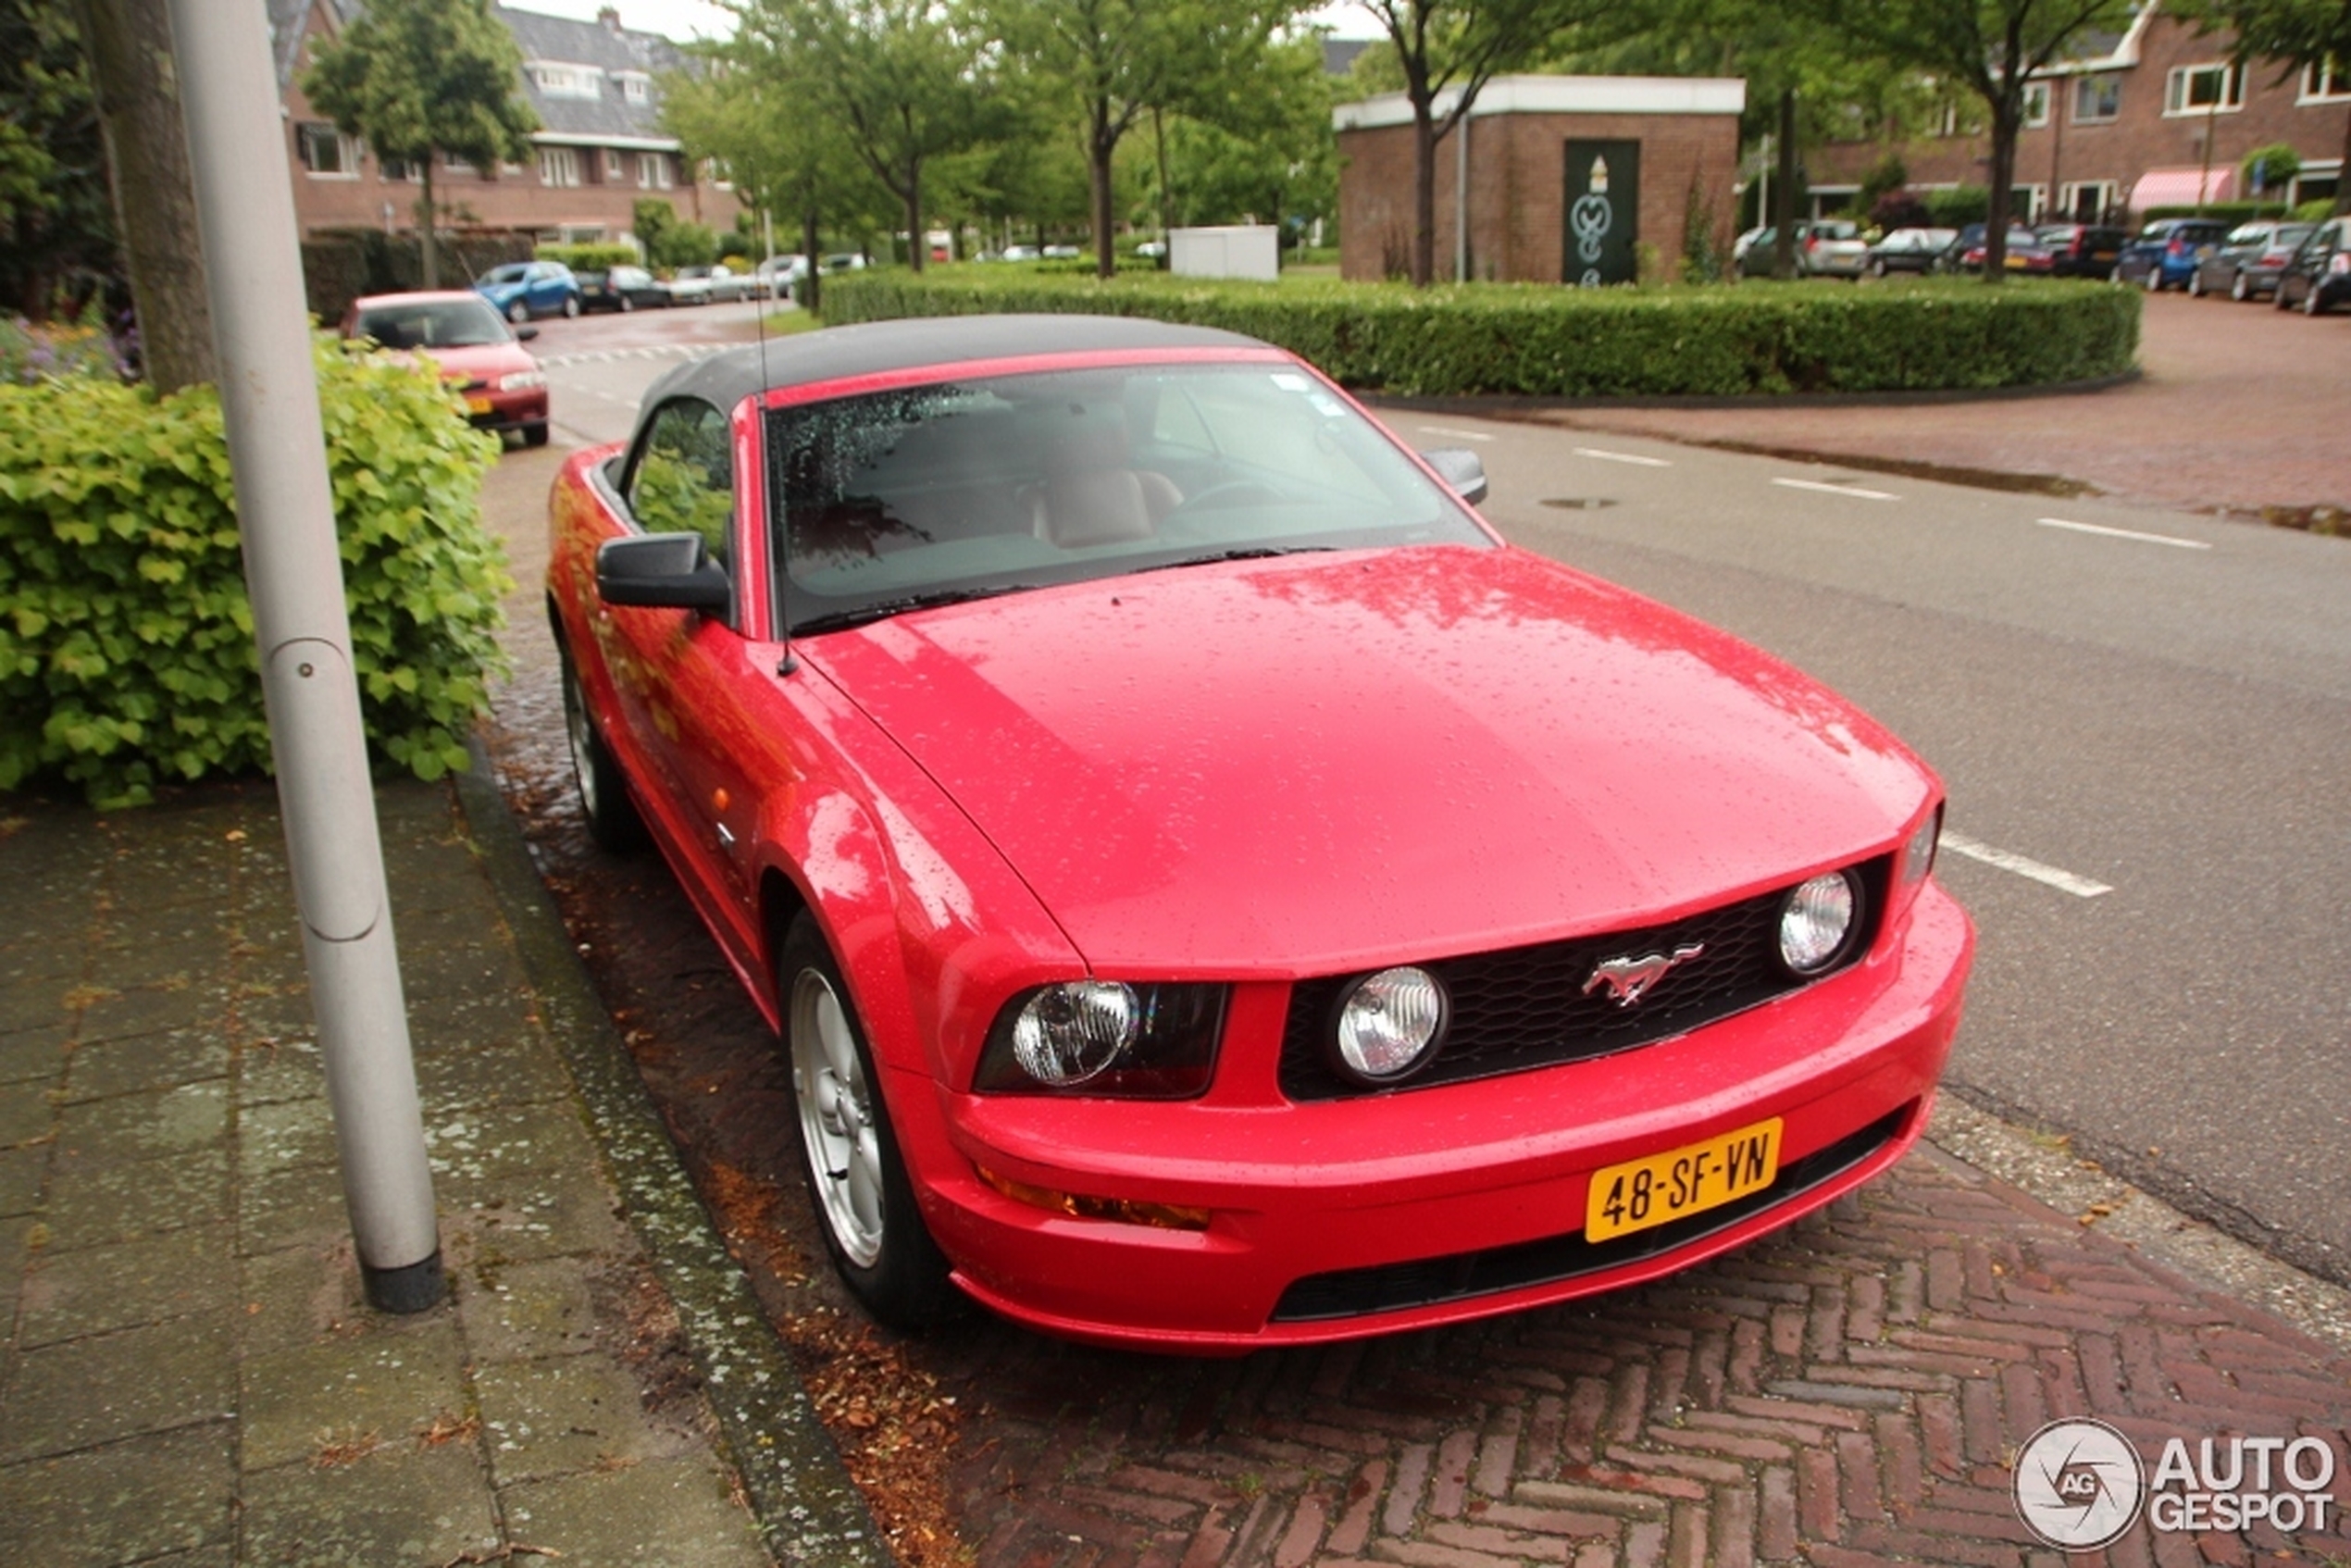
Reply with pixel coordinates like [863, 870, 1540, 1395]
[1865, 227, 1958, 277]
[2189, 221, 2316, 301]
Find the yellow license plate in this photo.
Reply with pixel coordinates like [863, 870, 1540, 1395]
[1586, 1117, 1783, 1242]
[465, 394, 492, 414]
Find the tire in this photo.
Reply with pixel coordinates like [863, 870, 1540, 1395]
[523, 421, 549, 448]
[2186, 268, 2204, 297]
[506, 298, 530, 324]
[2144, 266, 2163, 292]
[2275, 280, 2295, 309]
[781, 917, 960, 1329]
[2304, 283, 2326, 317]
[558, 645, 645, 852]
[619, 293, 634, 313]
[2232, 270, 2250, 302]
[1868, 258, 1886, 278]
[562, 293, 581, 319]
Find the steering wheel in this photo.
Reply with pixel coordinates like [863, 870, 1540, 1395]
[1167, 479, 1284, 518]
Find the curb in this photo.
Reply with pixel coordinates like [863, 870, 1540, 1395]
[453, 741, 889, 1568]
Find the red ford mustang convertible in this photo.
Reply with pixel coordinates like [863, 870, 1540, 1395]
[546, 316, 1972, 1352]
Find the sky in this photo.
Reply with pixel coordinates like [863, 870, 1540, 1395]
[502, 0, 1383, 47]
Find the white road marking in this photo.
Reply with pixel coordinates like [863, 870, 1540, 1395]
[1941, 831, 2113, 898]
[1574, 446, 1672, 467]
[1417, 425, 1495, 442]
[2036, 516, 2210, 551]
[1773, 477, 1898, 501]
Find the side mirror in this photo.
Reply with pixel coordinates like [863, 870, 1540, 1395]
[596, 533, 731, 612]
[1419, 447, 1489, 506]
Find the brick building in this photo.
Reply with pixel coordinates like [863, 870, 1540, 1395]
[1335, 77, 1747, 284]
[1809, 3, 2345, 222]
[270, 0, 740, 251]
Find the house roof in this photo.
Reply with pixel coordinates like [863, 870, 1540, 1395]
[499, 5, 685, 144]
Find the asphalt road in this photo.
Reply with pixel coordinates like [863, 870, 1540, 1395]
[531, 305, 2351, 1289]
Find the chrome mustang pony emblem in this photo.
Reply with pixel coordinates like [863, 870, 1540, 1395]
[1583, 943, 1706, 1007]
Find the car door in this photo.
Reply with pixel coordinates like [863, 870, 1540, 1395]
[603, 397, 768, 930]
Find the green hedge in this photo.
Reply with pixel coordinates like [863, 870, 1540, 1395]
[537, 242, 640, 271]
[821, 269, 2141, 397]
[0, 338, 510, 805]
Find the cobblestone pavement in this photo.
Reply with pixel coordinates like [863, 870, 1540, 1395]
[0, 780, 833, 1566]
[473, 447, 2351, 1568]
[1529, 292, 2351, 517]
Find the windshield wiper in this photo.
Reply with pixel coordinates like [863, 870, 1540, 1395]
[790, 584, 1030, 636]
[1135, 545, 1335, 575]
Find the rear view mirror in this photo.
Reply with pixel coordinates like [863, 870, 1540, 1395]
[1419, 447, 1489, 506]
[596, 532, 731, 612]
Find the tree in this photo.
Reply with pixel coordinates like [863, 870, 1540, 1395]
[64, 0, 213, 390]
[1132, 35, 1337, 241]
[1361, 0, 1587, 286]
[751, 0, 1000, 275]
[1, 0, 116, 322]
[301, 0, 538, 291]
[2173, 0, 2351, 215]
[1818, 0, 2136, 276]
[984, 0, 1298, 278]
[660, 29, 886, 311]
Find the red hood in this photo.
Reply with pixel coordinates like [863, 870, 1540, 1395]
[392, 341, 536, 386]
[804, 547, 1934, 975]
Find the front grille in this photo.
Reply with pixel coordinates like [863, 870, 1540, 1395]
[1269, 1103, 1913, 1323]
[1277, 859, 1887, 1101]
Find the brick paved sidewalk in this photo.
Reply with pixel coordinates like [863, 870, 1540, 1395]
[0, 779, 877, 1567]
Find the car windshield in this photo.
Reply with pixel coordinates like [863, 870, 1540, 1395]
[1813, 222, 1859, 241]
[771, 363, 1492, 634]
[479, 264, 530, 285]
[351, 298, 513, 351]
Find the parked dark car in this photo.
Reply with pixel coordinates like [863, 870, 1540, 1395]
[1936, 225, 2055, 275]
[2189, 221, 2316, 300]
[576, 266, 671, 313]
[1863, 227, 1956, 276]
[2036, 223, 2127, 279]
[2273, 217, 2351, 316]
[2114, 218, 2230, 291]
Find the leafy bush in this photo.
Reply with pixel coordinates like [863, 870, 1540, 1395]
[821, 268, 2141, 398]
[651, 222, 720, 271]
[2294, 196, 2339, 222]
[2242, 143, 2301, 197]
[0, 337, 509, 805]
[1925, 186, 1990, 228]
[538, 242, 640, 271]
[2, 314, 129, 384]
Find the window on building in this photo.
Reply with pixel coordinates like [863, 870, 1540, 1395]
[445, 155, 477, 175]
[603, 148, 625, 183]
[2303, 57, 2350, 103]
[618, 73, 650, 105]
[652, 153, 673, 190]
[2166, 62, 2245, 115]
[2021, 81, 2050, 128]
[531, 64, 603, 100]
[539, 146, 581, 188]
[2073, 75, 2121, 123]
[2061, 180, 2118, 221]
[379, 156, 422, 183]
[295, 121, 362, 176]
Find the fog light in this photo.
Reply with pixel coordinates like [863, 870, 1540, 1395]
[1011, 981, 1138, 1086]
[1779, 872, 1860, 976]
[1329, 966, 1448, 1085]
[976, 1165, 1211, 1230]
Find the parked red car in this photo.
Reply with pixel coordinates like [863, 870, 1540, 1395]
[546, 316, 1972, 1351]
[342, 291, 549, 446]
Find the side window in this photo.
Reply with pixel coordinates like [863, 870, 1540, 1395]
[627, 399, 736, 566]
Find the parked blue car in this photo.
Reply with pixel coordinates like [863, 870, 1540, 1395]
[473, 260, 580, 323]
[2113, 218, 2229, 291]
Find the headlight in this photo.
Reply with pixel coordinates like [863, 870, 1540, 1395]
[975, 981, 1225, 1098]
[499, 370, 546, 391]
[1778, 871, 1861, 976]
[1327, 966, 1449, 1087]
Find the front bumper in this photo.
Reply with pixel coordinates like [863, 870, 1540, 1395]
[461, 387, 547, 434]
[900, 882, 1972, 1351]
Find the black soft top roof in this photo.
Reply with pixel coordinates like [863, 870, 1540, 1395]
[639, 314, 1275, 417]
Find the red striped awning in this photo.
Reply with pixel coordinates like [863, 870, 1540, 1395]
[2130, 167, 2234, 210]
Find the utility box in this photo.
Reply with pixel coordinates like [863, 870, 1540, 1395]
[1171, 226, 1279, 280]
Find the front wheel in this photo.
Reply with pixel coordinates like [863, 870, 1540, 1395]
[506, 298, 530, 324]
[2232, 270, 2251, 302]
[562, 294, 581, 319]
[522, 421, 549, 448]
[782, 919, 960, 1329]
[1868, 258, 1887, 279]
[2186, 268, 2205, 297]
[2304, 284, 2326, 317]
[559, 646, 644, 851]
[2144, 267, 2163, 293]
[618, 293, 635, 313]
